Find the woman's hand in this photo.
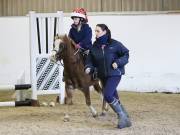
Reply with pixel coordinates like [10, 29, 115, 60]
[112, 62, 118, 69]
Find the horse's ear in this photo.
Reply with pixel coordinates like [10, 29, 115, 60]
[63, 34, 69, 41]
[54, 34, 59, 40]
[64, 34, 68, 38]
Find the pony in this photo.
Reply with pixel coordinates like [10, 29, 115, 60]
[50, 34, 108, 117]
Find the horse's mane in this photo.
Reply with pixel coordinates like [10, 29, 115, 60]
[59, 34, 76, 50]
[57, 34, 83, 65]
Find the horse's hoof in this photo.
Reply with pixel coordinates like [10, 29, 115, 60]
[92, 113, 98, 118]
[104, 107, 109, 112]
[63, 114, 70, 122]
[93, 114, 98, 118]
[64, 97, 73, 105]
[56, 96, 60, 103]
[99, 112, 106, 116]
[67, 102, 73, 105]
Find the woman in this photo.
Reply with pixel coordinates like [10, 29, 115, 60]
[69, 8, 92, 52]
[85, 24, 132, 129]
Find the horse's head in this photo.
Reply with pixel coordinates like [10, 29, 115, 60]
[50, 34, 76, 63]
[50, 34, 66, 62]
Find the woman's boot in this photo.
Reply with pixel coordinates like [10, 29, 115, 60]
[109, 99, 132, 129]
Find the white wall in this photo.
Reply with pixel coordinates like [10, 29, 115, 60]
[0, 17, 29, 84]
[0, 14, 180, 92]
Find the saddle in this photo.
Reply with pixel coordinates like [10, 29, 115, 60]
[63, 48, 98, 82]
[79, 49, 98, 81]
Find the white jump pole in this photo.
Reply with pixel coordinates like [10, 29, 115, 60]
[0, 85, 15, 91]
[0, 100, 32, 107]
[0, 102, 15, 107]
[0, 83, 32, 107]
[0, 84, 31, 91]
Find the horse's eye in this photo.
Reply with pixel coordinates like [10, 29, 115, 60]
[60, 43, 65, 49]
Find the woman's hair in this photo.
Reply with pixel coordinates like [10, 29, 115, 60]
[96, 24, 112, 43]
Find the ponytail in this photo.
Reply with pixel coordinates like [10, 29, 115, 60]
[106, 28, 111, 44]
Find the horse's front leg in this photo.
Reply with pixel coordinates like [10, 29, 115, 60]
[98, 93, 109, 116]
[65, 81, 74, 105]
[101, 96, 109, 116]
[93, 83, 109, 116]
[83, 88, 97, 117]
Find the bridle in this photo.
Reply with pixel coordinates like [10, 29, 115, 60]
[52, 36, 88, 66]
[52, 40, 66, 67]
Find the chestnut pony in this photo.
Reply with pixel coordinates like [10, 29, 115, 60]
[51, 34, 108, 117]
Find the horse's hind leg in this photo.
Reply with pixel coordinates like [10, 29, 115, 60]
[65, 81, 74, 105]
[93, 82, 108, 116]
[83, 87, 97, 117]
[101, 97, 109, 115]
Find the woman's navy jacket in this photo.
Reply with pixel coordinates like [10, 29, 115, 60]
[85, 39, 129, 79]
[69, 23, 92, 50]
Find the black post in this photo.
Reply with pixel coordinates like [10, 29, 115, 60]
[54, 17, 57, 39]
[36, 18, 41, 54]
[46, 17, 48, 53]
